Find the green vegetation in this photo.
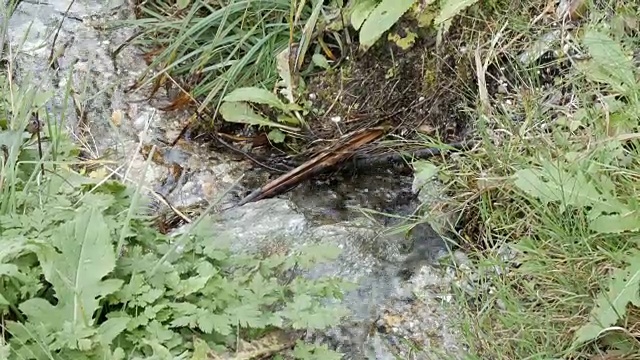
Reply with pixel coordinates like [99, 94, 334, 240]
[130, 0, 478, 135]
[423, 1, 640, 358]
[0, 73, 348, 359]
[131, 0, 306, 114]
[4, 0, 640, 358]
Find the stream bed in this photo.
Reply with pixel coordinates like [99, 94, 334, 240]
[4, 0, 472, 358]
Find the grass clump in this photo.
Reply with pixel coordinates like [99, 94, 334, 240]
[427, 1, 640, 358]
[131, 0, 305, 113]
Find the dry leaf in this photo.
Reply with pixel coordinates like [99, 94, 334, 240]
[111, 110, 124, 127]
[556, 0, 587, 21]
[417, 124, 436, 134]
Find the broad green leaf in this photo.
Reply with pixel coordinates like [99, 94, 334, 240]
[225, 303, 263, 328]
[513, 165, 609, 211]
[177, 0, 190, 9]
[223, 87, 287, 111]
[36, 206, 121, 328]
[435, 0, 479, 25]
[279, 294, 348, 329]
[589, 212, 640, 234]
[575, 61, 623, 92]
[0, 263, 19, 276]
[0, 129, 25, 148]
[145, 320, 179, 345]
[359, 0, 415, 51]
[6, 321, 52, 359]
[284, 103, 304, 112]
[0, 343, 9, 359]
[350, 0, 378, 30]
[0, 234, 34, 264]
[573, 252, 640, 346]
[0, 294, 9, 306]
[219, 102, 299, 132]
[19, 298, 60, 325]
[175, 275, 211, 297]
[582, 29, 636, 94]
[142, 339, 173, 360]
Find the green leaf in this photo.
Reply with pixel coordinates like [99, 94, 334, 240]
[191, 338, 212, 360]
[224, 303, 264, 328]
[219, 102, 299, 132]
[276, 114, 301, 124]
[176, 0, 190, 10]
[295, 244, 342, 269]
[6, 321, 53, 359]
[268, 129, 286, 143]
[196, 312, 231, 335]
[350, 0, 378, 31]
[573, 252, 640, 346]
[413, 160, 438, 182]
[435, 0, 479, 25]
[0, 343, 9, 359]
[276, 47, 296, 103]
[35, 206, 121, 328]
[223, 87, 288, 111]
[19, 298, 60, 325]
[0, 263, 19, 277]
[359, 0, 415, 51]
[279, 294, 348, 329]
[312, 53, 331, 70]
[142, 339, 173, 360]
[174, 275, 211, 298]
[97, 317, 130, 345]
[582, 29, 636, 94]
[293, 341, 343, 360]
[589, 212, 640, 234]
[0, 129, 25, 149]
[513, 165, 606, 210]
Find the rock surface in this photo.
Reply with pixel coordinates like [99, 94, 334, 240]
[205, 199, 466, 359]
[5, 1, 468, 358]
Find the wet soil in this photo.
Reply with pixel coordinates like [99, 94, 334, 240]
[277, 19, 480, 225]
[304, 19, 476, 148]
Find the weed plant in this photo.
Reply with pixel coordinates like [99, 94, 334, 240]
[426, 1, 640, 358]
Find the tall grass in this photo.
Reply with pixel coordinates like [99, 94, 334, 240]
[0, 0, 83, 214]
[131, 0, 309, 115]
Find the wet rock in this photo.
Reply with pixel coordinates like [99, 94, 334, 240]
[7, 0, 248, 210]
[203, 198, 466, 358]
[290, 168, 419, 226]
[211, 199, 307, 246]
